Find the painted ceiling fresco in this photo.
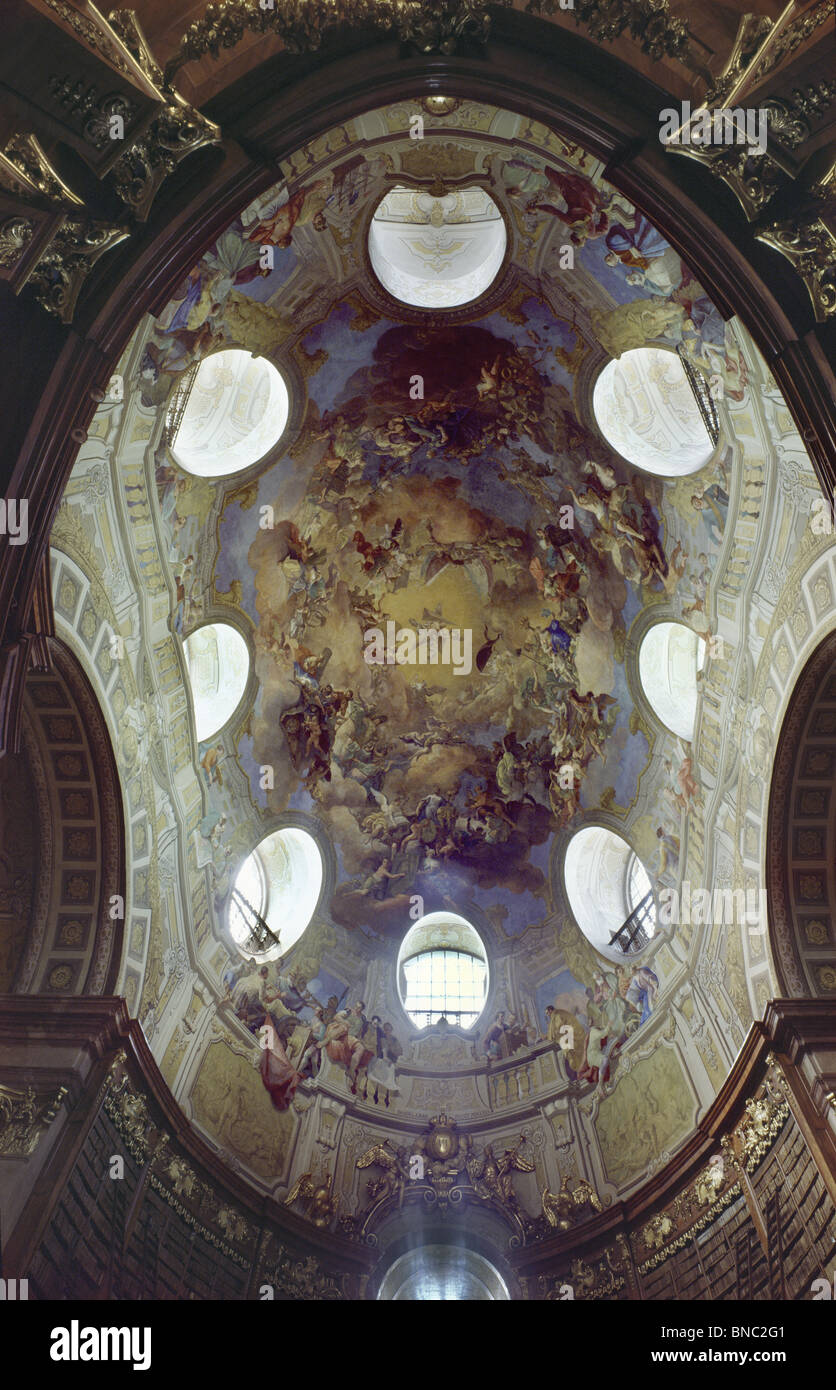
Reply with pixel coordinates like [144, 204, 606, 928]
[49, 93, 826, 1211]
[141, 102, 736, 964]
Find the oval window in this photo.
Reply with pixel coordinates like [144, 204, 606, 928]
[564, 826, 656, 958]
[229, 826, 323, 957]
[183, 622, 250, 742]
[397, 911, 488, 1028]
[169, 348, 289, 477]
[638, 621, 706, 739]
[593, 346, 714, 476]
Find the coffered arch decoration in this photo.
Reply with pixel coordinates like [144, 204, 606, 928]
[768, 628, 836, 1000]
[11, 638, 125, 998]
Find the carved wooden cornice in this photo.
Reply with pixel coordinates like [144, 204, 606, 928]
[164, 0, 691, 82]
[757, 203, 836, 323]
[0, 5, 219, 320]
[663, 2, 836, 320]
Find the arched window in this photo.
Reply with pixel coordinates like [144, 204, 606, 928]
[368, 185, 506, 309]
[564, 826, 657, 959]
[592, 346, 715, 476]
[638, 620, 706, 739]
[377, 1246, 509, 1301]
[397, 911, 488, 1028]
[228, 826, 322, 957]
[183, 622, 250, 742]
[168, 348, 289, 477]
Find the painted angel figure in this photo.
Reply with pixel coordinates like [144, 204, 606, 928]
[245, 179, 330, 248]
[667, 739, 702, 812]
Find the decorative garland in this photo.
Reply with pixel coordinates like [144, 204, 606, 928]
[162, 0, 691, 81]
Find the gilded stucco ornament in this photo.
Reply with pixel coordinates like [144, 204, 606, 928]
[748, 0, 835, 84]
[216, 1205, 249, 1243]
[638, 1184, 742, 1272]
[104, 1070, 154, 1158]
[0, 1081, 68, 1158]
[663, 0, 834, 311]
[756, 213, 836, 322]
[355, 1117, 536, 1228]
[107, 10, 221, 220]
[42, 0, 136, 77]
[569, 1246, 625, 1299]
[762, 82, 836, 152]
[735, 1090, 790, 1170]
[638, 1148, 735, 1260]
[0, 133, 83, 205]
[0, 133, 129, 323]
[166, 0, 493, 69]
[0, 14, 217, 322]
[566, 0, 689, 64]
[694, 1154, 726, 1206]
[262, 1240, 354, 1299]
[103, 1066, 254, 1258]
[463, 1131, 535, 1212]
[668, 140, 785, 223]
[0, 217, 34, 268]
[642, 1211, 673, 1250]
[541, 1173, 603, 1230]
[397, 0, 490, 53]
[47, 75, 138, 152]
[166, 1154, 198, 1198]
[355, 1137, 411, 1206]
[702, 14, 773, 107]
[284, 1170, 340, 1226]
[539, 1242, 627, 1300]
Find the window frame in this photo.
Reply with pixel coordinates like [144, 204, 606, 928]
[400, 946, 488, 1030]
[228, 849, 269, 951]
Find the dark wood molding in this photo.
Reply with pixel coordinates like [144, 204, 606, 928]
[0, 637, 29, 756]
